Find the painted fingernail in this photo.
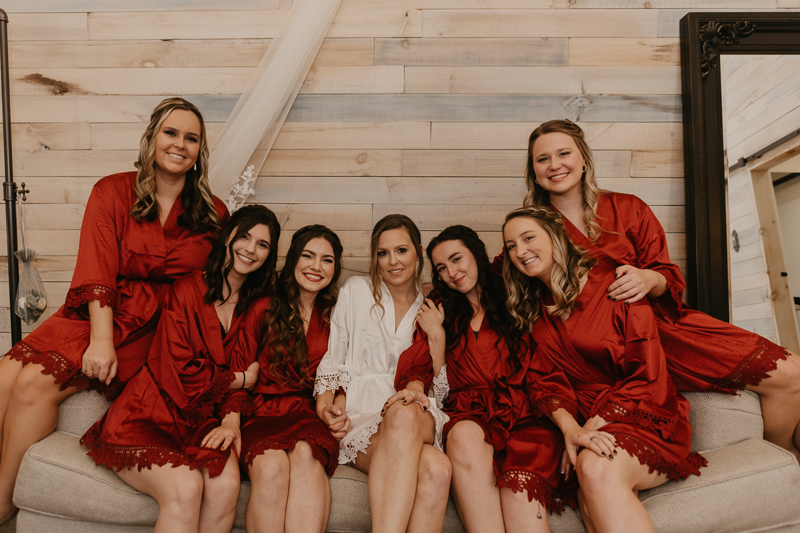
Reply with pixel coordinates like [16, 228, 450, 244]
[380, 409, 385, 416]
[613, 450, 618, 454]
[601, 452, 606, 456]
[423, 406, 428, 412]
[611, 297, 617, 301]
[607, 295, 612, 299]
[609, 455, 614, 460]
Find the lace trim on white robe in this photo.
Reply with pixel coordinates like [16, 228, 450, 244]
[432, 365, 449, 409]
[313, 371, 350, 397]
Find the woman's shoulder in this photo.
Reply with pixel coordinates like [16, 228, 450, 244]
[600, 191, 649, 211]
[340, 275, 373, 297]
[91, 172, 137, 198]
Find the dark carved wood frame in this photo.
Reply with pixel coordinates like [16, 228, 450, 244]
[680, 12, 800, 321]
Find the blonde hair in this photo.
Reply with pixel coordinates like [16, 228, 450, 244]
[368, 214, 424, 314]
[502, 207, 595, 331]
[131, 97, 221, 233]
[522, 119, 603, 242]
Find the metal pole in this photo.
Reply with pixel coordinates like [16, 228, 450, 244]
[0, 10, 21, 345]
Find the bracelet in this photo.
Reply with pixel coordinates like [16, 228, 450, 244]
[241, 371, 246, 390]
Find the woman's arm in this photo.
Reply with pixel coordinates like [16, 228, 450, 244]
[80, 300, 118, 384]
[201, 412, 242, 454]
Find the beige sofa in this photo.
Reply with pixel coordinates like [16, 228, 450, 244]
[13, 389, 800, 532]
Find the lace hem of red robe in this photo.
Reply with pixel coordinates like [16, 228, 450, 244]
[219, 393, 255, 419]
[594, 399, 677, 439]
[716, 337, 789, 392]
[395, 369, 433, 394]
[6, 342, 90, 391]
[531, 395, 578, 420]
[81, 421, 228, 477]
[242, 430, 339, 477]
[612, 432, 707, 481]
[65, 284, 117, 316]
[497, 469, 565, 514]
[184, 370, 236, 422]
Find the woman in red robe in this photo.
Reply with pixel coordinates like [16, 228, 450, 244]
[503, 207, 706, 533]
[0, 97, 229, 523]
[394, 225, 565, 533]
[240, 225, 343, 533]
[82, 205, 280, 533]
[520, 118, 800, 461]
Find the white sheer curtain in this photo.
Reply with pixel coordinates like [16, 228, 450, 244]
[209, 0, 342, 211]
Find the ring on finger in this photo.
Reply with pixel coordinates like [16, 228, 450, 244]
[409, 392, 416, 398]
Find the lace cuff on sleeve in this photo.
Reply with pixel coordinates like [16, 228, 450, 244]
[431, 365, 449, 409]
[314, 371, 350, 397]
[65, 284, 117, 318]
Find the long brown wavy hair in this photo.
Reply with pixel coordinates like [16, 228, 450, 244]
[427, 225, 523, 373]
[522, 119, 603, 242]
[502, 207, 595, 331]
[131, 97, 221, 234]
[203, 205, 281, 313]
[368, 214, 424, 314]
[260, 225, 343, 385]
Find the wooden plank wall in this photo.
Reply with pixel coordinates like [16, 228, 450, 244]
[1, 0, 797, 352]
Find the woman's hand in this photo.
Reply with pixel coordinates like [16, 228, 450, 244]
[81, 338, 118, 385]
[607, 265, 665, 303]
[201, 414, 241, 454]
[563, 425, 617, 465]
[416, 298, 445, 339]
[319, 404, 351, 440]
[383, 387, 430, 414]
[583, 415, 609, 432]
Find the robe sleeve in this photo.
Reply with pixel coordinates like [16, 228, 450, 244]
[394, 327, 434, 393]
[526, 343, 578, 420]
[627, 200, 685, 323]
[218, 300, 267, 418]
[314, 282, 353, 397]
[65, 178, 121, 316]
[590, 300, 679, 439]
[154, 282, 235, 423]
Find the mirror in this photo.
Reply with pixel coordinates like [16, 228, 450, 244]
[679, 13, 800, 336]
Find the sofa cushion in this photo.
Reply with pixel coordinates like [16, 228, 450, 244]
[685, 391, 763, 451]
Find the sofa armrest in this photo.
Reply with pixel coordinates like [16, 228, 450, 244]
[57, 391, 111, 437]
[685, 390, 762, 451]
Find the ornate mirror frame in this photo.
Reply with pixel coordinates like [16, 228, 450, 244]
[680, 12, 800, 321]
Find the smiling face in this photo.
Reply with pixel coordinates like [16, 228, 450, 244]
[376, 227, 419, 290]
[294, 236, 336, 299]
[530, 131, 586, 200]
[153, 109, 202, 182]
[431, 239, 479, 297]
[503, 216, 555, 287]
[227, 223, 272, 281]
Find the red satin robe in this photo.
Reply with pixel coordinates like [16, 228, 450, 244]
[561, 192, 787, 393]
[81, 271, 268, 478]
[6, 172, 228, 396]
[240, 303, 338, 477]
[396, 318, 566, 512]
[530, 266, 707, 483]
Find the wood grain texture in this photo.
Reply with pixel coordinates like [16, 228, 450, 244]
[375, 38, 568, 66]
[271, 122, 431, 149]
[286, 94, 683, 122]
[0, 230, 79, 256]
[630, 151, 683, 178]
[87, 11, 287, 40]
[422, 9, 659, 38]
[8, 14, 88, 42]
[3, 150, 138, 177]
[571, 0, 777, 7]
[11, 178, 101, 205]
[301, 66, 404, 94]
[0, 204, 84, 230]
[430, 122, 682, 150]
[404, 66, 680, 95]
[568, 38, 679, 66]
[372, 203, 517, 231]
[596, 177, 684, 205]
[3, 0, 278, 11]
[0, 256, 77, 282]
[260, 150, 402, 177]
[265, 203, 372, 231]
[9, 38, 373, 69]
[0, 124, 92, 151]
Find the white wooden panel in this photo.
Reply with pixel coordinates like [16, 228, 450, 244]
[430, 122, 682, 151]
[732, 301, 774, 323]
[630, 151, 683, 178]
[8, 14, 88, 42]
[0, 230, 80, 256]
[733, 317, 777, 337]
[596, 177, 684, 205]
[573, 0, 777, 7]
[271, 122, 431, 150]
[422, 9, 659, 38]
[0, 255, 77, 282]
[260, 150, 402, 177]
[372, 204, 518, 231]
[731, 256, 767, 279]
[7, 178, 99, 205]
[88, 11, 287, 40]
[376, 38, 568, 66]
[2, 123, 92, 151]
[263, 204, 372, 231]
[4, 150, 138, 177]
[3, 0, 279, 11]
[0, 204, 84, 230]
[301, 66, 404, 94]
[568, 38, 679, 66]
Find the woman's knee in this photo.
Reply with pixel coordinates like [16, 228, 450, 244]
[207, 462, 241, 503]
[418, 447, 452, 496]
[766, 353, 800, 394]
[249, 450, 290, 490]
[9, 364, 63, 407]
[575, 451, 614, 492]
[445, 422, 490, 469]
[381, 403, 427, 440]
[288, 441, 321, 472]
[162, 471, 204, 510]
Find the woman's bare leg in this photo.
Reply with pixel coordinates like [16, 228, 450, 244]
[405, 444, 451, 533]
[117, 464, 204, 533]
[352, 402, 435, 533]
[246, 450, 290, 533]
[0, 357, 24, 449]
[285, 441, 330, 533]
[445, 421, 505, 532]
[575, 449, 666, 533]
[748, 352, 800, 461]
[0, 364, 79, 522]
[500, 488, 552, 533]
[199, 452, 240, 533]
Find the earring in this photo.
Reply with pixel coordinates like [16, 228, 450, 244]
[582, 164, 587, 173]
[194, 162, 197, 172]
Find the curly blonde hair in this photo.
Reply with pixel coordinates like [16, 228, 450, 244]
[502, 207, 595, 331]
[522, 119, 603, 242]
[131, 97, 221, 233]
[368, 214, 424, 314]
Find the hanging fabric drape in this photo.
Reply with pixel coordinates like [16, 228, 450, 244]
[209, 0, 342, 211]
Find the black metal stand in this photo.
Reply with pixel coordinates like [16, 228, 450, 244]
[0, 10, 21, 345]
